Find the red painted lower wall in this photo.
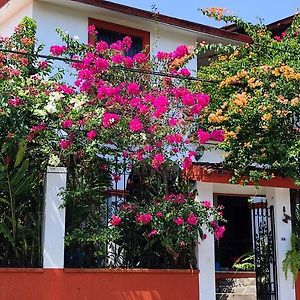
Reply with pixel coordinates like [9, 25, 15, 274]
[0, 268, 199, 300]
[296, 273, 300, 300]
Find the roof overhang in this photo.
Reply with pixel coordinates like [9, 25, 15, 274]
[184, 164, 299, 189]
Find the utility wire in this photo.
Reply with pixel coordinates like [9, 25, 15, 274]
[0, 48, 219, 84]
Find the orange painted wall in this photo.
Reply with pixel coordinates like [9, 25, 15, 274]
[0, 268, 199, 300]
[296, 273, 300, 300]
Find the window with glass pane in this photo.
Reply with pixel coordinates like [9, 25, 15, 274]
[96, 29, 143, 57]
[89, 18, 150, 58]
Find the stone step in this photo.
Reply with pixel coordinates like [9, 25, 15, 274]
[216, 277, 256, 295]
[216, 293, 256, 300]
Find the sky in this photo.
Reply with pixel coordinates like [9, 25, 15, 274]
[109, 0, 299, 27]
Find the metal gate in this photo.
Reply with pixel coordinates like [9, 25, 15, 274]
[252, 202, 278, 300]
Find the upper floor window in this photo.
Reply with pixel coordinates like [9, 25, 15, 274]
[88, 18, 150, 57]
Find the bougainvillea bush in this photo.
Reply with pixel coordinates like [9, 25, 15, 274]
[48, 26, 226, 267]
[0, 18, 56, 266]
[0, 17, 226, 267]
[111, 192, 224, 268]
[196, 10, 300, 184]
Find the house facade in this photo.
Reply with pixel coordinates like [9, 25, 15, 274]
[0, 1, 298, 300]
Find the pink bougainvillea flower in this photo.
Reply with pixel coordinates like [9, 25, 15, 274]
[129, 97, 141, 108]
[201, 201, 212, 208]
[61, 119, 73, 128]
[30, 124, 47, 133]
[86, 130, 97, 141]
[87, 25, 97, 35]
[174, 217, 184, 226]
[143, 144, 153, 152]
[172, 44, 189, 59]
[196, 93, 210, 106]
[127, 83, 140, 95]
[57, 84, 74, 95]
[129, 117, 143, 132]
[111, 53, 124, 64]
[133, 53, 147, 64]
[50, 45, 67, 56]
[147, 229, 158, 238]
[157, 51, 171, 60]
[179, 68, 191, 77]
[151, 153, 165, 169]
[122, 56, 133, 68]
[110, 215, 122, 226]
[96, 40, 109, 52]
[59, 139, 72, 150]
[211, 129, 224, 142]
[197, 129, 210, 144]
[39, 60, 49, 69]
[136, 213, 152, 224]
[182, 93, 195, 106]
[274, 36, 282, 42]
[122, 36, 132, 51]
[165, 133, 183, 144]
[215, 225, 225, 240]
[102, 113, 119, 128]
[155, 211, 163, 217]
[8, 97, 22, 107]
[168, 117, 180, 127]
[110, 40, 122, 51]
[187, 213, 198, 226]
[95, 57, 109, 71]
[182, 156, 192, 169]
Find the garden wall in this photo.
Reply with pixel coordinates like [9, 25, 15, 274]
[0, 268, 199, 300]
[296, 273, 300, 300]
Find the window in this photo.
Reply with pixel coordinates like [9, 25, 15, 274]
[88, 18, 150, 57]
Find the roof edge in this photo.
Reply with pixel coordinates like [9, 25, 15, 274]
[69, 0, 252, 43]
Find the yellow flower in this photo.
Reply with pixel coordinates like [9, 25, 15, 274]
[276, 95, 288, 105]
[233, 92, 248, 107]
[243, 142, 252, 148]
[208, 109, 228, 124]
[291, 97, 299, 106]
[224, 131, 237, 140]
[261, 113, 272, 121]
[248, 77, 263, 88]
[276, 110, 289, 117]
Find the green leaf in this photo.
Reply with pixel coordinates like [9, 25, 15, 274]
[11, 159, 29, 188]
[0, 197, 9, 205]
[14, 140, 27, 168]
[0, 222, 14, 245]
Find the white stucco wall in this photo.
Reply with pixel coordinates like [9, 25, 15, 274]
[32, 1, 198, 71]
[0, 0, 33, 37]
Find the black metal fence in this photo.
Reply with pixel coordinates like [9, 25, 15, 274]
[64, 160, 194, 269]
[252, 201, 278, 300]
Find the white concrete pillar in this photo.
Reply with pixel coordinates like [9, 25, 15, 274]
[42, 166, 67, 268]
[266, 187, 296, 300]
[196, 182, 215, 300]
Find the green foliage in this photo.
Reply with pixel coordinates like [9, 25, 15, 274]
[283, 205, 300, 282]
[63, 157, 118, 267]
[195, 12, 300, 184]
[232, 252, 255, 271]
[0, 142, 43, 266]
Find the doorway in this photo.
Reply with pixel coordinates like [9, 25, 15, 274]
[215, 195, 253, 271]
